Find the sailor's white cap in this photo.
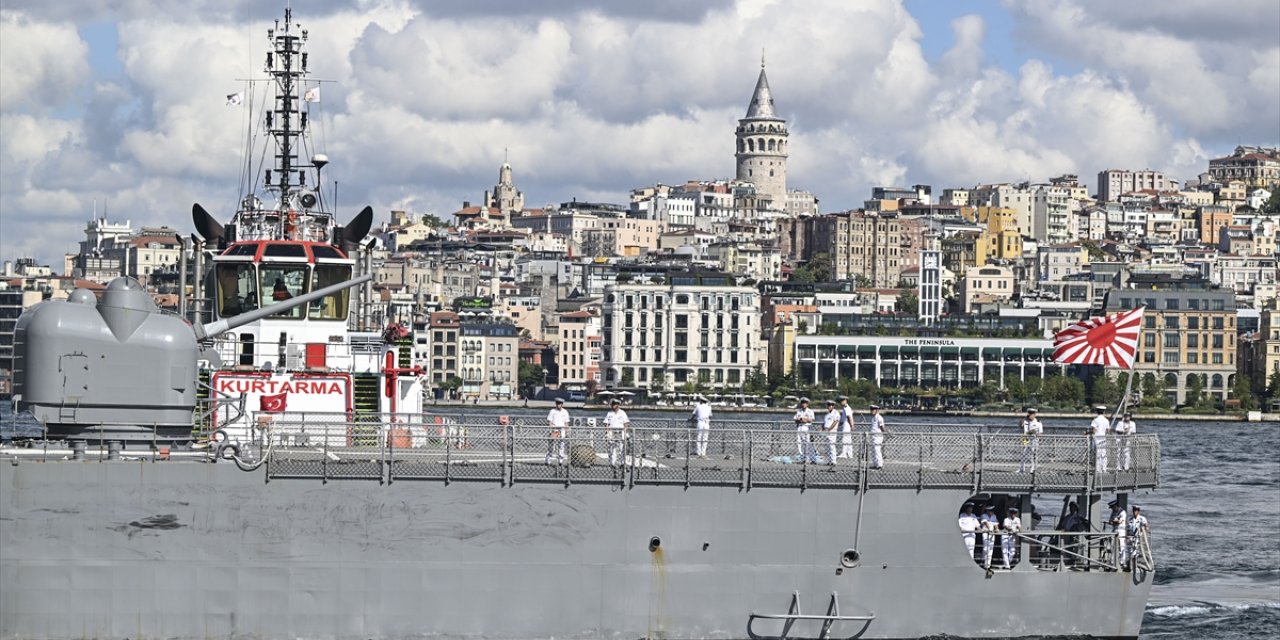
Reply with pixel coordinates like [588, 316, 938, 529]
[554, 397, 564, 404]
[869, 404, 880, 409]
[1026, 407, 1038, 413]
[1095, 405, 1107, 412]
[799, 397, 810, 403]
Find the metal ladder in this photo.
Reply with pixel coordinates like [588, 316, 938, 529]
[747, 591, 875, 640]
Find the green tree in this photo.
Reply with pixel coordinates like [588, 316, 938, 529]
[1088, 372, 1120, 407]
[422, 213, 447, 228]
[1185, 373, 1204, 407]
[897, 289, 919, 316]
[1230, 375, 1256, 411]
[1004, 375, 1028, 405]
[1263, 189, 1280, 214]
[744, 365, 770, 394]
[620, 368, 635, 387]
[790, 253, 833, 283]
[1140, 373, 1171, 408]
[1266, 370, 1280, 399]
[518, 360, 545, 389]
[1043, 375, 1086, 407]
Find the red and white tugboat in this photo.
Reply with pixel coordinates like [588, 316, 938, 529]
[190, 6, 424, 447]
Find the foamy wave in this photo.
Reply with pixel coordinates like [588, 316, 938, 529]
[1149, 601, 1280, 618]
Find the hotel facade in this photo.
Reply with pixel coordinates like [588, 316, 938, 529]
[794, 335, 1058, 389]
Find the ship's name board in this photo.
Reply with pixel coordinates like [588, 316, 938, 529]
[215, 379, 346, 395]
[902, 338, 958, 346]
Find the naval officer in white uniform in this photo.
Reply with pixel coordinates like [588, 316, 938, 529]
[1002, 507, 1022, 569]
[1089, 406, 1111, 473]
[1114, 411, 1136, 471]
[867, 404, 888, 469]
[980, 505, 1000, 569]
[546, 398, 570, 465]
[792, 398, 817, 463]
[958, 503, 980, 561]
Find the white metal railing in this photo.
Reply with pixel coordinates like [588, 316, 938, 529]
[233, 416, 1160, 491]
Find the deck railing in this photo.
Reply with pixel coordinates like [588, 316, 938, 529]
[249, 413, 1160, 492]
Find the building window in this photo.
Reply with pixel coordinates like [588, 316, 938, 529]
[1163, 351, 1179, 364]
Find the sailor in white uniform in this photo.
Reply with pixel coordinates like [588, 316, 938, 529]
[822, 400, 841, 464]
[980, 505, 1000, 569]
[1107, 498, 1128, 569]
[838, 396, 856, 459]
[867, 404, 888, 469]
[1002, 507, 1022, 569]
[1019, 408, 1042, 472]
[603, 399, 630, 467]
[1114, 412, 1136, 471]
[1127, 505, 1149, 568]
[545, 398, 570, 465]
[958, 503, 980, 561]
[691, 398, 713, 457]
[792, 398, 817, 463]
[1089, 406, 1111, 473]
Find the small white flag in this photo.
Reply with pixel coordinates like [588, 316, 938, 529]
[226, 92, 243, 106]
[303, 86, 320, 103]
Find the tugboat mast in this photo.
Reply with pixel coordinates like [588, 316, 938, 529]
[231, 5, 330, 243]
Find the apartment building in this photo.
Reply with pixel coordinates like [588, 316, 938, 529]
[600, 273, 761, 391]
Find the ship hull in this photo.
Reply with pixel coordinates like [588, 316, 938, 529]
[0, 461, 1149, 639]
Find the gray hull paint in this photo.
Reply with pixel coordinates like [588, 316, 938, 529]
[0, 461, 1149, 639]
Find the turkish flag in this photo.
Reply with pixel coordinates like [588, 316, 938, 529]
[259, 392, 288, 413]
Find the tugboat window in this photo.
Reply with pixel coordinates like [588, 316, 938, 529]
[215, 263, 259, 316]
[259, 265, 309, 318]
[311, 264, 352, 320]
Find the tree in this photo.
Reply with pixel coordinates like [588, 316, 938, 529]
[1043, 375, 1085, 407]
[1230, 375, 1256, 411]
[897, 289, 919, 316]
[790, 253, 833, 284]
[518, 360, 546, 393]
[1004, 375, 1028, 406]
[421, 213, 447, 228]
[620, 368, 635, 387]
[744, 365, 770, 395]
[1140, 373, 1170, 408]
[1185, 374, 1204, 408]
[1088, 372, 1120, 407]
[1263, 189, 1280, 214]
[1266, 370, 1280, 399]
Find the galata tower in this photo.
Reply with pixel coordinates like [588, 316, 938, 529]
[735, 60, 788, 209]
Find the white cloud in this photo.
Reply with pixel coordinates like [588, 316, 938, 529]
[1, 0, 1276, 267]
[0, 12, 90, 112]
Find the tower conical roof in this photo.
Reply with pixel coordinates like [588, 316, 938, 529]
[745, 67, 778, 119]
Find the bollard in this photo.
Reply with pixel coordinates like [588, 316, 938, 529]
[70, 441, 86, 461]
[106, 441, 122, 461]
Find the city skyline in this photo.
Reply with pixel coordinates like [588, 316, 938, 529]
[2, 0, 1278, 267]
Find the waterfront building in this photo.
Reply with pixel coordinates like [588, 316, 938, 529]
[557, 310, 602, 391]
[1105, 282, 1237, 405]
[919, 235, 943, 325]
[960, 264, 1016, 313]
[600, 273, 761, 391]
[735, 62, 789, 209]
[794, 335, 1057, 389]
[459, 321, 519, 401]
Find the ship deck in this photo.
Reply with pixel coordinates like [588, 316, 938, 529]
[179, 414, 1161, 494]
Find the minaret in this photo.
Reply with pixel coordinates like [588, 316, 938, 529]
[735, 55, 789, 210]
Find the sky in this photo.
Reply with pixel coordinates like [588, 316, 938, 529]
[1, 0, 1278, 269]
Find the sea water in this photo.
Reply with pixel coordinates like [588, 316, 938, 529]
[2, 404, 1276, 639]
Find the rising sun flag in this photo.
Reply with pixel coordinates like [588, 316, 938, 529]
[1052, 307, 1145, 369]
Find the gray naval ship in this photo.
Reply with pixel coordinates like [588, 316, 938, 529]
[0, 7, 1158, 639]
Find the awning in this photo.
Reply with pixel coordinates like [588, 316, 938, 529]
[961, 347, 980, 355]
[857, 345, 876, 354]
[921, 346, 940, 355]
[838, 345, 857, 354]
[900, 346, 919, 355]
[942, 346, 960, 354]
[982, 347, 1001, 358]
[879, 346, 899, 357]
[1002, 347, 1023, 357]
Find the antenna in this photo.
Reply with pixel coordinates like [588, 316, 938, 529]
[761, 47, 765, 69]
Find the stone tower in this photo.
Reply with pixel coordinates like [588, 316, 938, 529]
[484, 161, 524, 214]
[735, 61, 788, 210]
